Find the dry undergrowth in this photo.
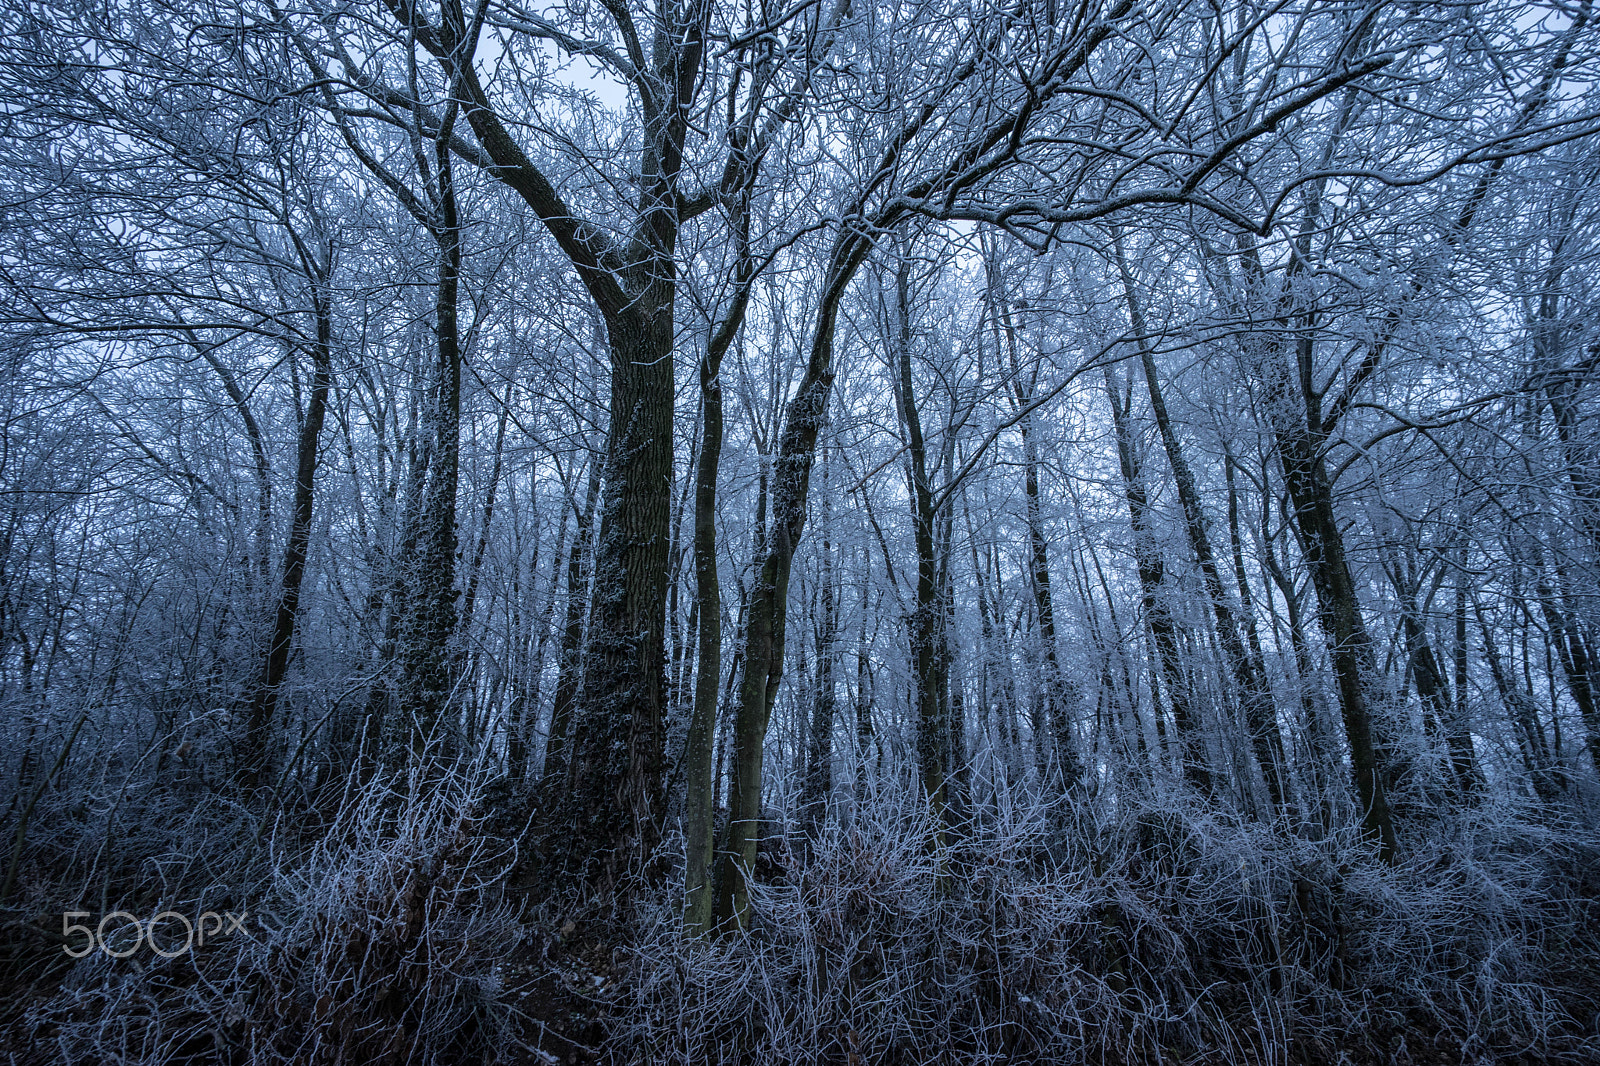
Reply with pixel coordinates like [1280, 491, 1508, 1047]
[20, 766, 523, 1065]
[6, 769, 1598, 1065]
[615, 786, 1600, 1065]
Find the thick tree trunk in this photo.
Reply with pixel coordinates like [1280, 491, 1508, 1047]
[554, 303, 675, 884]
[446, 2, 703, 887]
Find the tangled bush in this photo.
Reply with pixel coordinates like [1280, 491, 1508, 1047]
[27, 765, 523, 1066]
[617, 785, 1600, 1065]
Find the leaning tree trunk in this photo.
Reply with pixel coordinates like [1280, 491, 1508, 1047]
[1262, 368, 1397, 860]
[1114, 233, 1287, 814]
[1103, 365, 1212, 795]
[714, 227, 872, 933]
[1224, 218, 1397, 860]
[241, 280, 332, 787]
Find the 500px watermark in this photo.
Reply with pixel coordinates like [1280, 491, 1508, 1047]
[61, 909, 249, 958]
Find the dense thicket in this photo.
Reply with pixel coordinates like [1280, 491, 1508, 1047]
[2, 0, 1599, 1062]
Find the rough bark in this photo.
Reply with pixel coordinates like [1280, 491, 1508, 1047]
[391, 134, 465, 769]
[429, 0, 705, 885]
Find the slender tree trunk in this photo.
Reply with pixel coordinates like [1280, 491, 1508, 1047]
[855, 546, 877, 773]
[714, 227, 871, 932]
[1104, 365, 1210, 794]
[507, 489, 561, 780]
[800, 493, 838, 835]
[460, 385, 513, 631]
[1114, 233, 1287, 814]
[392, 150, 465, 768]
[989, 276, 1081, 789]
[1225, 452, 1296, 811]
[541, 464, 600, 786]
[1477, 599, 1564, 799]
[893, 256, 957, 834]
[1385, 548, 1481, 798]
[1535, 567, 1600, 774]
[683, 198, 756, 933]
[241, 281, 332, 787]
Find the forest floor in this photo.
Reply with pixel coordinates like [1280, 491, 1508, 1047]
[3, 781, 1599, 1065]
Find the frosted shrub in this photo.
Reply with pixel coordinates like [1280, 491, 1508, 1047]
[32, 764, 522, 1065]
[617, 786, 1600, 1066]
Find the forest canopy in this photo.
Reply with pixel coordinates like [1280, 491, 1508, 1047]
[1, 0, 1599, 1062]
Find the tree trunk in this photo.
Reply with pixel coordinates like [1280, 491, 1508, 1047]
[988, 273, 1081, 790]
[1535, 567, 1600, 775]
[1103, 364, 1209, 794]
[241, 281, 332, 787]
[1269, 400, 1396, 859]
[800, 500, 838, 836]
[392, 151, 465, 769]
[1115, 233, 1287, 814]
[1477, 600, 1564, 799]
[541, 463, 600, 786]
[713, 227, 872, 932]
[683, 198, 757, 933]
[1385, 547, 1481, 799]
[893, 256, 957, 834]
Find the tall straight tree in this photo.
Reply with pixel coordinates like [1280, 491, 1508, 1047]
[299, 0, 724, 880]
